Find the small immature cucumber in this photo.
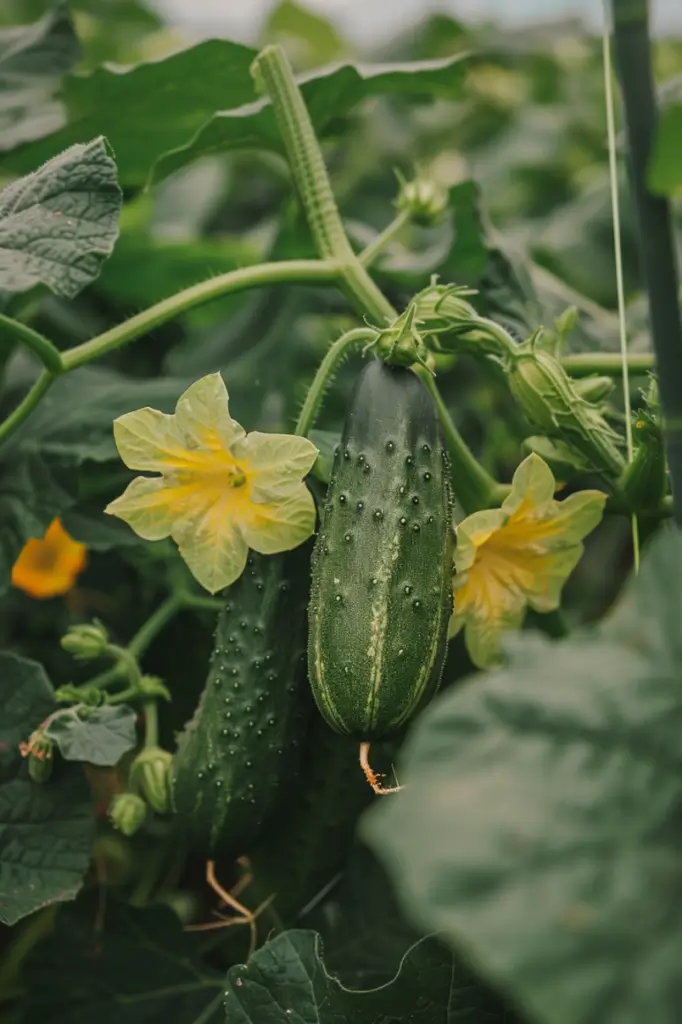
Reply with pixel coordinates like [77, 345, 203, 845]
[308, 359, 454, 740]
[171, 545, 313, 857]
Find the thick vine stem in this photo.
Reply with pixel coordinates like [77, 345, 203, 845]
[251, 46, 395, 324]
[561, 351, 654, 376]
[294, 326, 377, 437]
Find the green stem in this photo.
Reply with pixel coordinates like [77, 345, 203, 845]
[128, 593, 184, 659]
[359, 209, 411, 268]
[294, 327, 377, 437]
[143, 701, 159, 748]
[610, 0, 682, 525]
[414, 366, 500, 513]
[61, 260, 339, 371]
[252, 46, 395, 324]
[560, 351, 654, 376]
[0, 370, 54, 447]
[0, 314, 63, 374]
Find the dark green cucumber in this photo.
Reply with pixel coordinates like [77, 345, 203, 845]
[249, 715, 397, 922]
[308, 359, 454, 740]
[171, 544, 313, 857]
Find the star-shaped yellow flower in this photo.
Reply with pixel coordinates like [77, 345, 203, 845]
[105, 373, 318, 593]
[11, 519, 87, 599]
[449, 453, 606, 668]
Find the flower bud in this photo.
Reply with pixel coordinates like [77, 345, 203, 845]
[573, 375, 615, 405]
[506, 335, 624, 477]
[61, 620, 109, 661]
[411, 280, 512, 360]
[129, 746, 173, 814]
[21, 726, 55, 783]
[620, 405, 667, 512]
[109, 792, 147, 836]
[395, 171, 448, 226]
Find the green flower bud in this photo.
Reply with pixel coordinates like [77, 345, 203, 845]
[61, 619, 109, 661]
[54, 683, 105, 706]
[138, 675, 171, 701]
[109, 792, 147, 836]
[619, 405, 667, 512]
[23, 727, 55, 783]
[506, 334, 625, 477]
[573, 375, 615, 405]
[129, 746, 173, 814]
[367, 303, 433, 371]
[395, 170, 449, 227]
[410, 280, 512, 361]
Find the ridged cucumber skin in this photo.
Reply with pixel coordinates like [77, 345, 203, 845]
[249, 715, 396, 922]
[308, 360, 454, 741]
[171, 545, 313, 858]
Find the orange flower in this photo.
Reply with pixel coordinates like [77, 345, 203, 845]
[11, 519, 87, 599]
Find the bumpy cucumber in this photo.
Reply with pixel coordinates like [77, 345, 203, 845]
[308, 359, 454, 740]
[171, 545, 313, 857]
[249, 716, 396, 922]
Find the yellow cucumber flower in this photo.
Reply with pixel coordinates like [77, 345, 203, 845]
[12, 518, 87, 599]
[105, 373, 318, 594]
[449, 453, 606, 668]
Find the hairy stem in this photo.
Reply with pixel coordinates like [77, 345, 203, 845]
[359, 209, 412, 268]
[252, 46, 395, 324]
[294, 327, 377, 437]
[0, 314, 63, 374]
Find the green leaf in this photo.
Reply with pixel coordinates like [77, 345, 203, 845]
[0, 137, 122, 297]
[13, 366, 194, 463]
[24, 895, 224, 1022]
[225, 929, 511, 1023]
[0, 451, 74, 595]
[0, 5, 81, 153]
[3, 38, 258, 186]
[44, 704, 137, 767]
[649, 99, 682, 197]
[156, 53, 471, 185]
[0, 651, 94, 926]
[364, 527, 682, 1024]
[61, 506, 141, 549]
[3, 44, 469, 187]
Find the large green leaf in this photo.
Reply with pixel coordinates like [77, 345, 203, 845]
[225, 928, 512, 1023]
[4, 45, 469, 186]
[364, 527, 682, 1024]
[0, 451, 74, 595]
[0, 651, 94, 926]
[0, 136, 121, 297]
[44, 704, 137, 767]
[12, 366, 193, 463]
[0, 5, 81, 153]
[24, 895, 224, 1022]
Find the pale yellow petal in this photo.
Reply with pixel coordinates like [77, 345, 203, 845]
[502, 453, 556, 518]
[105, 476, 178, 540]
[174, 372, 245, 453]
[172, 507, 248, 595]
[236, 432, 319, 502]
[113, 409, 188, 472]
[454, 509, 506, 573]
[240, 486, 316, 555]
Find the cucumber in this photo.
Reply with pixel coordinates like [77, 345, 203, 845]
[171, 544, 313, 857]
[308, 359, 454, 740]
[249, 716, 397, 922]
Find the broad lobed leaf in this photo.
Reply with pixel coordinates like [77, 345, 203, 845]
[364, 528, 682, 1024]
